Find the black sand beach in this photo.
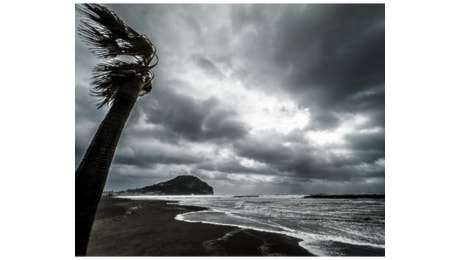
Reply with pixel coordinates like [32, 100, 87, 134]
[86, 197, 314, 256]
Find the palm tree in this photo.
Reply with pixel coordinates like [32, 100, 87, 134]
[75, 4, 158, 255]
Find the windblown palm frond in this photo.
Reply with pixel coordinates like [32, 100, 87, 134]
[77, 3, 158, 108]
[77, 4, 154, 61]
[90, 61, 155, 108]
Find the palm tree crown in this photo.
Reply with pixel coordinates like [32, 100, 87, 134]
[77, 4, 158, 108]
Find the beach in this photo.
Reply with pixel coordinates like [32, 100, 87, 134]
[86, 197, 314, 256]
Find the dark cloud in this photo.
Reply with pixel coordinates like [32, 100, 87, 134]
[114, 151, 200, 169]
[76, 4, 384, 194]
[144, 86, 248, 141]
[202, 110, 248, 140]
[233, 129, 384, 183]
[284, 5, 384, 130]
[273, 5, 384, 92]
[230, 4, 385, 130]
[345, 130, 385, 163]
[146, 88, 209, 139]
[235, 138, 294, 164]
[194, 55, 225, 79]
[306, 111, 341, 130]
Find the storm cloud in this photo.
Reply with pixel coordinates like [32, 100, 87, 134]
[75, 4, 385, 194]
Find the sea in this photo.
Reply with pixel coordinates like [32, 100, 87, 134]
[119, 195, 385, 256]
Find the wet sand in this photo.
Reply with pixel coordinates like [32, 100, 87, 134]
[86, 197, 314, 256]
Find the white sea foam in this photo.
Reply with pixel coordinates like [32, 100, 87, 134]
[174, 214, 185, 221]
[120, 195, 384, 256]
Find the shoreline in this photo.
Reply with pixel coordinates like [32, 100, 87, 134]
[87, 197, 314, 256]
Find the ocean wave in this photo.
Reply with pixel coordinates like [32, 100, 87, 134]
[122, 194, 384, 256]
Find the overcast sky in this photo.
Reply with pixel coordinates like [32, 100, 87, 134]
[75, 4, 384, 195]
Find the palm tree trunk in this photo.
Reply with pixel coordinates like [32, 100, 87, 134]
[75, 77, 144, 256]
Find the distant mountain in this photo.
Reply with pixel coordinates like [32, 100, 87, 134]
[123, 175, 213, 195]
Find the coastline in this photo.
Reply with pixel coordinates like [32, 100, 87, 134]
[87, 197, 314, 256]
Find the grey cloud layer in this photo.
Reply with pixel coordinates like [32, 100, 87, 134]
[75, 4, 384, 194]
[144, 87, 248, 141]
